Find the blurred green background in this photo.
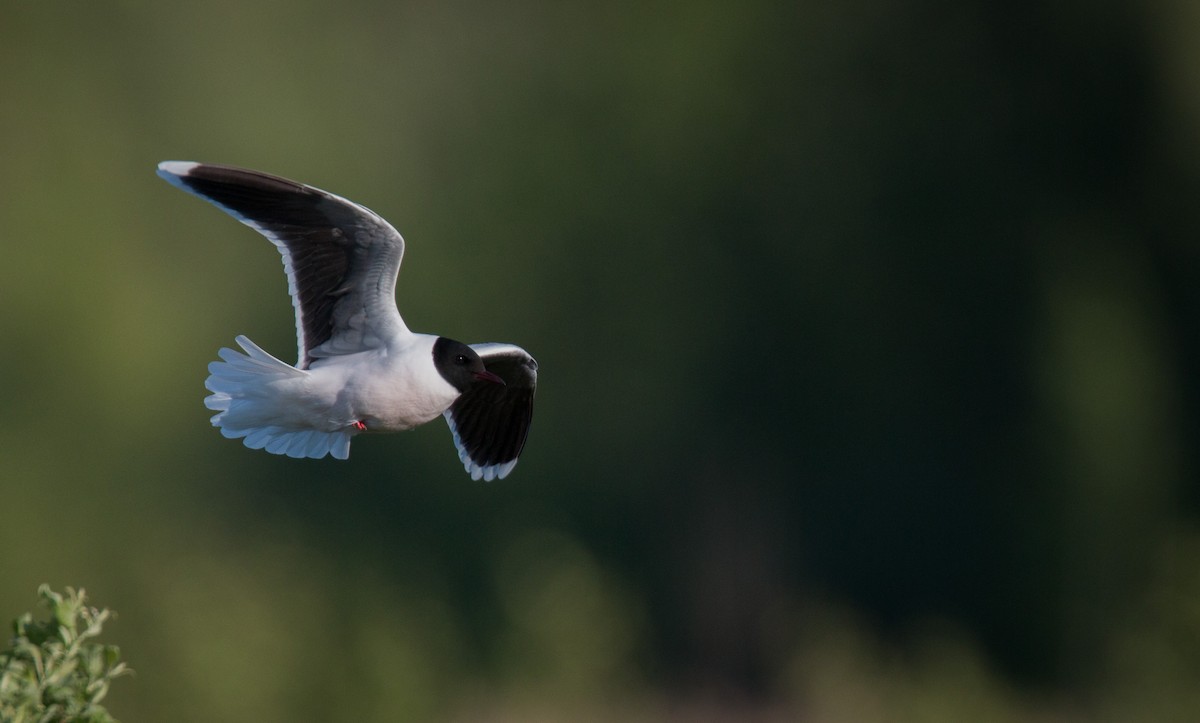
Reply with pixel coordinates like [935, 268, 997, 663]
[3, 1, 1199, 720]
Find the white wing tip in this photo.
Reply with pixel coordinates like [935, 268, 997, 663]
[467, 458, 519, 482]
[157, 160, 199, 178]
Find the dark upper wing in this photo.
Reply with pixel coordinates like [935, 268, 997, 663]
[443, 343, 538, 481]
[157, 161, 408, 368]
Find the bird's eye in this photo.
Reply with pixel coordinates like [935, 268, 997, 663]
[455, 354, 468, 364]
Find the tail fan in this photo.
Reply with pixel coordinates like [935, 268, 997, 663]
[204, 335, 352, 459]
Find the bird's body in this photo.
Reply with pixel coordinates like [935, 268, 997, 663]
[158, 161, 537, 480]
[209, 333, 455, 433]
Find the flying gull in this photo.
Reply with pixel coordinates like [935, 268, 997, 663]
[157, 161, 537, 481]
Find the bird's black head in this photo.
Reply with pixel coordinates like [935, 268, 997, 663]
[433, 337, 506, 393]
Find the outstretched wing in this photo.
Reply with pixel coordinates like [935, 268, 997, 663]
[157, 161, 408, 368]
[443, 343, 537, 481]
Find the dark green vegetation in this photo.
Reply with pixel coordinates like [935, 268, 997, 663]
[1, 1, 1198, 720]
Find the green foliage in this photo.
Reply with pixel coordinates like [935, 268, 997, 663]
[0, 586, 130, 723]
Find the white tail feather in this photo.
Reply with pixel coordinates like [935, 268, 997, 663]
[205, 336, 353, 460]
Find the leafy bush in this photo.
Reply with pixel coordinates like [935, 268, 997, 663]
[0, 585, 130, 723]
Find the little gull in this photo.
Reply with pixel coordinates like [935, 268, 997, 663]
[157, 161, 537, 481]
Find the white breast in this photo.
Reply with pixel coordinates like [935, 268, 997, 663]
[310, 333, 460, 432]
